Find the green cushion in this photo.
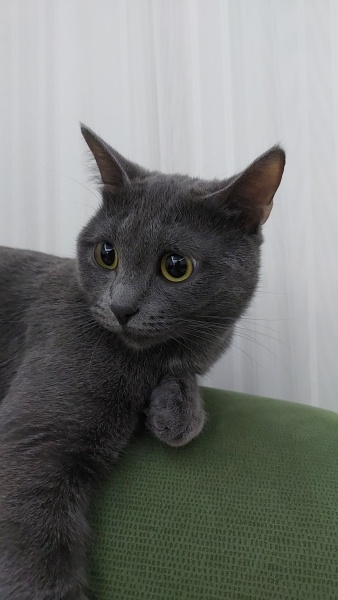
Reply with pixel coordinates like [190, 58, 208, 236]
[88, 388, 338, 599]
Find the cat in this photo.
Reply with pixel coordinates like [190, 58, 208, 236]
[0, 124, 285, 599]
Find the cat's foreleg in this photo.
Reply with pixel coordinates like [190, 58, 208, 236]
[146, 375, 206, 447]
[0, 393, 92, 600]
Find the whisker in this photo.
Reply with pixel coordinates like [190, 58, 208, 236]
[234, 333, 276, 358]
[182, 320, 287, 347]
[235, 326, 289, 347]
[48, 168, 102, 202]
[230, 343, 264, 368]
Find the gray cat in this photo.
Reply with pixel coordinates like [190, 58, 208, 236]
[0, 125, 285, 599]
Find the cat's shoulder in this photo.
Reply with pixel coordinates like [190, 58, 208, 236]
[0, 245, 77, 306]
[0, 246, 70, 277]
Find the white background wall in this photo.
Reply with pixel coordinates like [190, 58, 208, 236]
[1, 0, 337, 411]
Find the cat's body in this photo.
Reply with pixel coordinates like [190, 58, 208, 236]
[0, 126, 285, 599]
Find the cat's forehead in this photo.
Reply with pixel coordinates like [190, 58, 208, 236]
[126, 174, 206, 228]
[128, 172, 209, 221]
[142, 173, 200, 205]
[107, 175, 209, 254]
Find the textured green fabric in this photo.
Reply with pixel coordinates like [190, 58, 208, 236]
[88, 388, 338, 600]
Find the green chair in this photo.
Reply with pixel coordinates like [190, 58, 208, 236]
[88, 388, 338, 600]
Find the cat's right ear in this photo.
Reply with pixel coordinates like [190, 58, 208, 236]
[80, 124, 147, 192]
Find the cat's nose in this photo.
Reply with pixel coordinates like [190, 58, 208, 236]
[110, 304, 139, 326]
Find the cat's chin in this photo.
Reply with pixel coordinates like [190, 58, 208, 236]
[119, 329, 165, 351]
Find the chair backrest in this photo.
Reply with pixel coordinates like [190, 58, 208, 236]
[89, 387, 338, 599]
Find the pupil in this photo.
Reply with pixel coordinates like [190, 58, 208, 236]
[101, 243, 115, 266]
[166, 255, 187, 278]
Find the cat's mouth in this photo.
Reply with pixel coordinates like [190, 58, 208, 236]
[91, 307, 167, 349]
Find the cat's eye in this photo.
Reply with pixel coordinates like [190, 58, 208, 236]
[94, 242, 118, 270]
[160, 254, 194, 282]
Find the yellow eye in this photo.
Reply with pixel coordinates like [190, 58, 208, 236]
[160, 254, 194, 282]
[94, 242, 118, 270]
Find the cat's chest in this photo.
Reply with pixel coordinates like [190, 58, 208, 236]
[57, 324, 164, 409]
[94, 344, 160, 402]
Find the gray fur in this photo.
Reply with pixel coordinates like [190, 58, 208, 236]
[0, 124, 285, 598]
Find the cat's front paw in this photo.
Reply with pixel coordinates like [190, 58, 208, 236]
[146, 377, 206, 447]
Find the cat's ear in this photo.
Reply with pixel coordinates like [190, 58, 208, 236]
[210, 146, 285, 232]
[80, 124, 147, 192]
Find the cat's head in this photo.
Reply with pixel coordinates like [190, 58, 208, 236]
[77, 125, 285, 351]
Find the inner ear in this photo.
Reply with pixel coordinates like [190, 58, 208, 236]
[81, 124, 128, 192]
[213, 146, 285, 233]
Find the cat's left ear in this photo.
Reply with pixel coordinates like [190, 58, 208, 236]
[210, 146, 285, 232]
[80, 124, 148, 192]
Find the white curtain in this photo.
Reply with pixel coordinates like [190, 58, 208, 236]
[1, 0, 337, 411]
